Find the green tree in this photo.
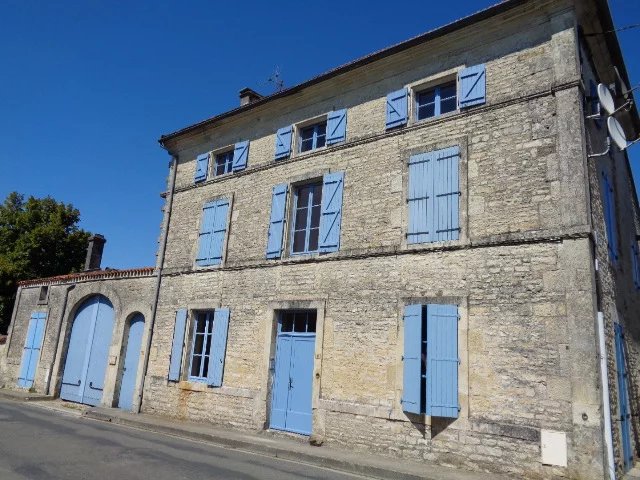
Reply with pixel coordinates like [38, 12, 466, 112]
[0, 192, 90, 334]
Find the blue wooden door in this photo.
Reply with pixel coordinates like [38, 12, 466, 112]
[17, 313, 47, 389]
[118, 314, 145, 411]
[60, 296, 114, 406]
[615, 324, 633, 471]
[270, 311, 316, 435]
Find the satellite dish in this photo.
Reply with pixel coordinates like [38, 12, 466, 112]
[608, 116, 628, 150]
[597, 84, 616, 115]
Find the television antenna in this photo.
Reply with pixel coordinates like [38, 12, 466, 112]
[268, 67, 285, 93]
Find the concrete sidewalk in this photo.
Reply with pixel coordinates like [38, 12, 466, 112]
[0, 388, 55, 402]
[1, 390, 509, 480]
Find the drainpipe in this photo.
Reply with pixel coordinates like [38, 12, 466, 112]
[4, 286, 22, 358]
[45, 284, 75, 396]
[598, 311, 616, 480]
[136, 154, 178, 413]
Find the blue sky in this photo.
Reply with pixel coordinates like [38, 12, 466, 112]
[0, 1, 638, 269]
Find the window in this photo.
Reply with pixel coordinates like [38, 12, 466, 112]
[415, 82, 457, 121]
[299, 122, 326, 153]
[280, 311, 317, 334]
[214, 150, 234, 176]
[601, 171, 619, 263]
[291, 182, 322, 254]
[189, 312, 214, 381]
[631, 242, 640, 290]
[407, 146, 461, 245]
[38, 286, 49, 304]
[402, 303, 459, 418]
[196, 198, 230, 267]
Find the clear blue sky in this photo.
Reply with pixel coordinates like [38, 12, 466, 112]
[1, 0, 638, 269]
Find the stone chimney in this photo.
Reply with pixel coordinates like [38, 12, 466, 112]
[84, 234, 106, 271]
[239, 87, 262, 106]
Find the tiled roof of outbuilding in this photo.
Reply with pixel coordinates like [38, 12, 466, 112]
[17, 267, 155, 287]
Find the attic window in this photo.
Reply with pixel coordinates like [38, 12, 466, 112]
[38, 286, 49, 304]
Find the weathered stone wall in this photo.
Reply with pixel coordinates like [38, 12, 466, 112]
[2, 275, 155, 408]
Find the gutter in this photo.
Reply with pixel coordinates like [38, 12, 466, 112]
[136, 154, 178, 413]
[45, 284, 75, 395]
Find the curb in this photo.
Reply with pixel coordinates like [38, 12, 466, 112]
[82, 410, 426, 480]
[0, 389, 55, 402]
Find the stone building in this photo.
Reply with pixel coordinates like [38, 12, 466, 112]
[2, 0, 639, 478]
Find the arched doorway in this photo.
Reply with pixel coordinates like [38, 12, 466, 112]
[117, 313, 145, 411]
[60, 295, 115, 406]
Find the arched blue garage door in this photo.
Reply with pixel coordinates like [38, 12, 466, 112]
[60, 295, 115, 406]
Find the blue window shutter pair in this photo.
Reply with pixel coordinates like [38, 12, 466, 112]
[207, 308, 230, 387]
[232, 141, 250, 172]
[168, 309, 188, 382]
[458, 64, 486, 108]
[386, 88, 408, 129]
[196, 198, 230, 266]
[275, 126, 293, 160]
[326, 109, 347, 145]
[194, 153, 210, 183]
[407, 146, 460, 244]
[402, 304, 459, 418]
[266, 172, 345, 259]
[601, 172, 619, 263]
[17, 312, 47, 389]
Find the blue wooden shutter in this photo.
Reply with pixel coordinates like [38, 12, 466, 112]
[386, 88, 408, 129]
[458, 64, 486, 108]
[402, 304, 422, 414]
[207, 308, 230, 387]
[196, 202, 217, 266]
[319, 172, 345, 253]
[407, 152, 433, 244]
[266, 184, 289, 259]
[275, 126, 293, 160]
[194, 153, 210, 182]
[209, 199, 229, 265]
[326, 109, 347, 145]
[232, 141, 249, 172]
[432, 147, 461, 242]
[632, 243, 640, 289]
[17, 312, 45, 388]
[601, 172, 619, 263]
[168, 309, 188, 382]
[426, 304, 459, 418]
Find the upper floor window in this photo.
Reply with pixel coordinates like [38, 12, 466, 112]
[196, 198, 230, 267]
[214, 150, 234, 176]
[299, 122, 327, 153]
[416, 82, 457, 121]
[291, 182, 323, 254]
[601, 171, 619, 263]
[631, 242, 640, 290]
[407, 146, 461, 245]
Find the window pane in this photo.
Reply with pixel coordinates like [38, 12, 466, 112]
[308, 227, 319, 252]
[315, 124, 326, 148]
[191, 355, 202, 377]
[193, 334, 204, 355]
[196, 315, 207, 334]
[281, 313, 294, 332]
[441, 96, 457, 114]
[310, 205, 321, 229]
[295, 207, 308, 230]
[312, 184, 323, 206]
[292, 230, 307, 253]
[417, 103, 435, 120]
[440, 84, 456, 100]
[294, 313, 307, 333]
[298, 186, 311, 206]
[204, 332, 213, 357]
[307, 312, 317, 333]
[207, 316, 214, 334]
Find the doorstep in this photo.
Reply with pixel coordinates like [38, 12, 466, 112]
[82, 406, 507, 480]
[0, 387, 55, 402]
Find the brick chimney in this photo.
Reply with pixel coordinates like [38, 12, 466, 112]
[239, 87, 262, 106]
[84, 234, 106, 271]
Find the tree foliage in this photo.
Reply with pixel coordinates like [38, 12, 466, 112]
[0, 192, 90, 333]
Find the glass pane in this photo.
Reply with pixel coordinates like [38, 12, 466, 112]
[307, 312, 317, 333]
[294, 207, 308, 230]
[298, 186, 311, 206]
[196, 315, 206, 334]
[418, 90, 436, 106]
[292, 230, 307, 253]
[441, 96, 457, 114]
[193, 334, 204, 355]
[316, 123, 326, 136]
[202, 355, 209, 378]
[281, 313, 294, 332]
[191, 355, 202, 377]
[440, 83, 456, 100]
[204, 332, 213, 357]
[310, 205, 321, 229]
[308, 227, 319, 252]
[312, 184, 323, 206]
[207, 316, 214, 334]
[417, 103, 435, 120]
[294, 313, 307, 333]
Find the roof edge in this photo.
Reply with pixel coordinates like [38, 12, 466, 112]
[17, 267, 156, 287]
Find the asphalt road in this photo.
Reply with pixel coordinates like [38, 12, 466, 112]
[0, 399, 369, 480]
